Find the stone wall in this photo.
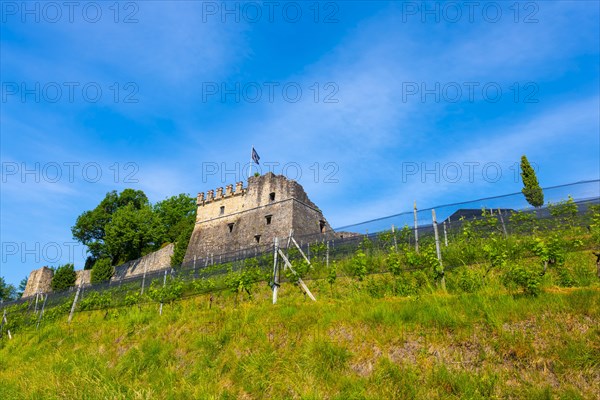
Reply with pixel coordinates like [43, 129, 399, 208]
[22, 266, 54, 298]
[184, 173, 332, 264]
[112, 243, 174, 281]
[21, 245, 174, 298]
[75, 270, 92, 287]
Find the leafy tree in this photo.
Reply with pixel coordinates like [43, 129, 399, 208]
[104, 204, 165, 264]
[72, 189, 150, 261]
[0, 277, 17, 301]
[84, 256, 96, 270]
[51, 263, 76, 291]
[154, 194, 196, 242]
[520, 155, 544, 208]
[171, 223, 195, 267]
[154, 194, 197, 267]
[91, 258, 114, 284]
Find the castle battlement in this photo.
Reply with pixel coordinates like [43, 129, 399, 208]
[197, 181, 246, 205]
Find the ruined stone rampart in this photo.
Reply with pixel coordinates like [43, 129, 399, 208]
[112, 243, 174, 281]
[75, 270, 92, 287]
[22, 266, 54, 298]
[21, 245, 174, 298]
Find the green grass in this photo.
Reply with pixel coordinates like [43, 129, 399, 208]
[1, 276, 599, 399]
[2, 219, 600, 399]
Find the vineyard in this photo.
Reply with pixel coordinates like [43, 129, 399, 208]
[1, 189, 599, 399]
[2, 191, 599, 338]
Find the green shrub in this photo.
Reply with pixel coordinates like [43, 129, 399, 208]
[147, 277, 184, 303]
[548, 195, 578, 227]
[193, 278, 216, 293]
[456, 268, 483, 293]
[555, 265, 575, 287]
[351, 249, 367, 281]
[51, 263, 76, 291]
[225, 267, 261, 298]
[124, 292, 141, 306]
[387, 251, 402, 276]
[502, 264, 541, 296]
[327, 262, 337, 288]
[79, 291, 112, 311]
[395, 272, 419, 296]
[588, 204, 600, 244]
[509, 211, 537, 234]
[91, 258, 114, 284]
[532, 235, 565, 272]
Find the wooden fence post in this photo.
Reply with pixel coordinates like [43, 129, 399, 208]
[443, 221, 449, 247]
[432, 209, 446, 291]
[414, 201, 419, 253]
[68, 284, 82, 323]
[36, 294, 48, 330]
[272, 237, 280, 304]
[159, 270, 167, 316]
[498, 208, 508, 237]
[192, 255, 197, 279]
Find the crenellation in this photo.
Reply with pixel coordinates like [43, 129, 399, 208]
[206, 189, 214, 201]
[225, 184, 233, 197]
[197, 192, 205, 205]
[235, 181, 244, 193]
[216, 187, 224, 199]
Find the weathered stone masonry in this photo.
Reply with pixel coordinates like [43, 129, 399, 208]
[183, 173, 332, 264]
[21, 266, 54, 298]
[21, 245, 174, 298]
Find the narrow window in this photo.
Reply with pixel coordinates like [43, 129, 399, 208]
[269, 192, 275, 202]
[219, 206, 225, 215]
[265, 215, 272, 225]
[254, 235, 261, 244]
[319, 220, 326, 233]
[228, 223, 234, 233]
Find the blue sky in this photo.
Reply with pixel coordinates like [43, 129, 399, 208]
[1, 1, 599, 286]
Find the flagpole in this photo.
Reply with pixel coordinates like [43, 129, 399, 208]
[249, 145, 253, 179]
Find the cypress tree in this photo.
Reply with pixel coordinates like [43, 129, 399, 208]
[520, 155, 544, 208]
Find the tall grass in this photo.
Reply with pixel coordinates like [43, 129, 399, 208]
[1, 278, 598, 399]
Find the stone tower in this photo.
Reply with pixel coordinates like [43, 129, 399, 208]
[22, 266, 54, 298]
[183, 173, 331, 264]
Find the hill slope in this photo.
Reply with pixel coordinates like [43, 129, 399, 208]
[1, 277, 599, 399]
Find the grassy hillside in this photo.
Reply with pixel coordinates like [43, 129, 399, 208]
[2, 209, 599, 399]
[1, 272, 599, 399]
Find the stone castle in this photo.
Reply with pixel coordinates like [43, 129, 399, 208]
[22, 173, 331, 298]
[183, 173, 331, 264]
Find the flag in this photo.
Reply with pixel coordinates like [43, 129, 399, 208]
[251, 147, 260, 165]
